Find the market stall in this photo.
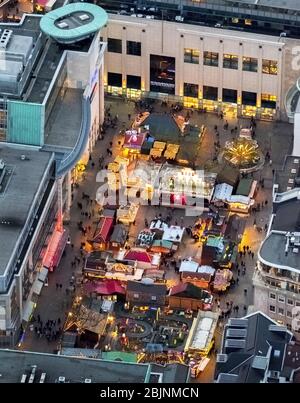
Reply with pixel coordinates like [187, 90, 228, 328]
[212, 269, 233, 291]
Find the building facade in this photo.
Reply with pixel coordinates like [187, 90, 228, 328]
[102, 14, 291, 120]
[253, 156, 300, 336]
[0, 146, 56, 347]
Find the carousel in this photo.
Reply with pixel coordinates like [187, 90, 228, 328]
[218, 138, 264, 173]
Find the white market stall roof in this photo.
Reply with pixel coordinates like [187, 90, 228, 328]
[38, 267, 48, 283]
[149, 219, 168, 232]
[184, 310, 219, 352]
[213, 183, 233, 202]
[179, 258, 199, 273]
[32, 278, 44, 296]
[162, 226, 185, 243]
[198, 265, 215, 275]
[22, 301, 35, 323]
[228, 195, 251, 205]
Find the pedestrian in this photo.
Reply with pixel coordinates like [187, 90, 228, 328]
[243, 245, 246, 252]
[246, 245, 249, 251]
[244, 288, 247, 295]
[60, 284, 62, 290]
[56, 283, 59, 290]
[251, 252, 254, 259]
[265, 200, 268, 206]
[236, 277, 239, 285]
[244, 305, 247, 311]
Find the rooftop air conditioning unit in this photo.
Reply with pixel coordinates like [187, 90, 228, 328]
[84, 378, 92, 383]
[216, 354, 228, 363]
[58, 376, 65, 383]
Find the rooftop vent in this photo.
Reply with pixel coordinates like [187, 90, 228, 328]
[84, 378, 92, 383]
[0, 29, 13, 49]
[216, 354, 228, 363]
[58, 376, 65, 383]
[20, 155, 26, 161]
[227, 318, 248, 328]
[57, 22, 69, 29]
[79, 14, 89, 21]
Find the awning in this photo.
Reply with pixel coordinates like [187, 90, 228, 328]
[38, 267, 48, 283]
[32, 278, 44, 296]
[22, 301, 35, 323]
[43, 228, 69, 270]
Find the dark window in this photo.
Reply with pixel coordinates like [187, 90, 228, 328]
[127, 75, 141, 90]
[184, 48, 199, 64]
[261, 94, 277, 109]
[223, 88, 237, 103]
[107, 72, 122, 87]
[242, 91, 257, 106]
[262, 59, 278, 75]
[203, 51, 219, 67]
[223, 54, 238, 69]
[107, 38, 122, 53]
[242, 57, 258, 72]
[184, 83, 199, 98]
[127, 41, 141, 56]
[203, 86, 218, 101]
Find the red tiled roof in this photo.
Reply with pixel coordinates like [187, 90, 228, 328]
[124, 248, 152, 263]
[84, 280, 125, 295]
[169, 282, 188, 296]
[92, 217, 114, 243]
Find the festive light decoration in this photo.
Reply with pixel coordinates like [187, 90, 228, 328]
[222, 138, 262, 169]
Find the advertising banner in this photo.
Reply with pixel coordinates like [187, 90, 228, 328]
[150, 55, 175, 95]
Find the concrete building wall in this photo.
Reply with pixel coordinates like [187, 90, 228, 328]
[103, 15, 288, 119]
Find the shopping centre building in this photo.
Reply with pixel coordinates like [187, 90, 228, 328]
[97, 0, 300, 125]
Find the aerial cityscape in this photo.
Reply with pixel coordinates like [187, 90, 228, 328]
[1, 0, 300, 385]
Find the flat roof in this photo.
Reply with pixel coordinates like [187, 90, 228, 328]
[40, 3, 108, 43]
[0, 349, 149, 383]
[0, 146, 53, 276]
[230, 0, 300, 11]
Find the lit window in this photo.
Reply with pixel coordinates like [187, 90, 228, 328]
[242, 57, 258, 72]
[184, 48, 200, 64]
[262, 59, 278, 75]
[203, 51, 219, 67]
[151, 295, 157, 301]
[133, 293, 139, 299]
[223, 54, 238, 70]
[261, 94, 277, 109]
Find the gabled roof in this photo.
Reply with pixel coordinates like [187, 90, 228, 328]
[92, 217, 114, 243]
[126, 281, 167, 296]
[124, 248, 152, 263]
[169, 282, 211, 300]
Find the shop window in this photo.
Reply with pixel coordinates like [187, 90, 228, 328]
[242, 91, 257, 106]
[127, 75, 141, 90]
[107, 38, 122, 53]
[127, 41, 141, 56]
[242, 57, 258, 72]
[223, 54, 238, 70]
[184, 48, 199, 64]
[203, 51, 219, 67]
[261, 93, 277, 109]
[184, 83, 199, 98]
[269, 293, 276, 300]
[107, 72, 122, 87]
[203, 85, 218, 101]
[262, 59, 278, 75]
[278, 307, 285, 316]
[269, 305, 276, 313]
[222, 88, 237, 103]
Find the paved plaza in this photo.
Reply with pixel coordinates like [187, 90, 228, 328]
[19, 97, 293, 381]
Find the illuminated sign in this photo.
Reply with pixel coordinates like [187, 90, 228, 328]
[150, 55, 176, 95]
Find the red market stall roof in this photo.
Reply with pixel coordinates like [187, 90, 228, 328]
[124, 248, 152, 263]
[36, 0, 48, 5]
[92, 217, 114, 244]
[123, 131, 146, 149]
[43, 228, 69, 271]
[84, 280, 125, 295]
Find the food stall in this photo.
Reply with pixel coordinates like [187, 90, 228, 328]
[212, 269, 233, 291]
[90, 217, 114, 250]
[117, 204, 139, 224]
